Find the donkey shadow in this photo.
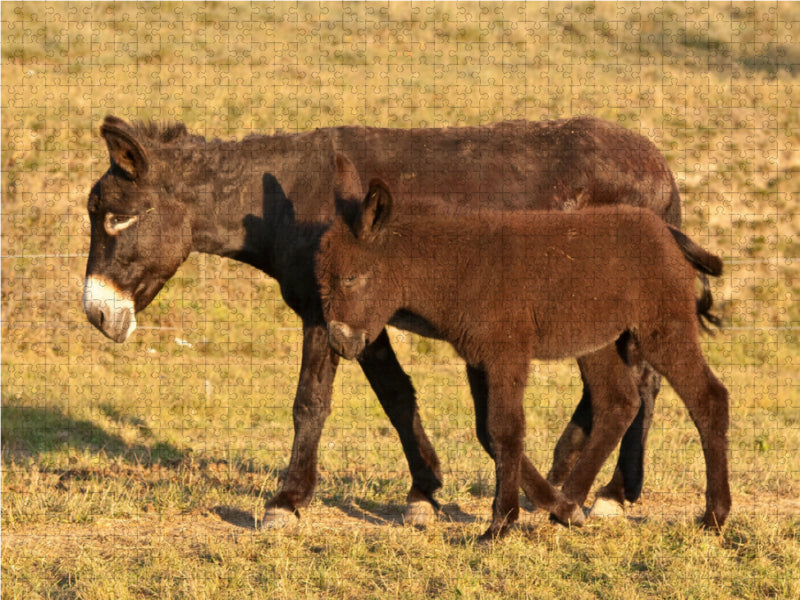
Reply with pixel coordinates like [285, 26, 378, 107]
[3, 403, 279, 499]
[1, 403, 185, 466]
[211, 499, 481, 532]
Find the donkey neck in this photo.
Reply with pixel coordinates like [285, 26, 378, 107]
[162, 130, 338, 282]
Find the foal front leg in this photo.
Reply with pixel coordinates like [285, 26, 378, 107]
[481, 362, 528, 541]
[549, 360, 658, 516]
[467, 365, 583, 526]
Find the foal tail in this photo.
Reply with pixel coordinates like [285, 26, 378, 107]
[667, 226, 724, 332]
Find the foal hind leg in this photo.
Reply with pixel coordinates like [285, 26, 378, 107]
[639, 333, 731, 528]
[555, 344, 641, 522]
[592, 360, 659, 517]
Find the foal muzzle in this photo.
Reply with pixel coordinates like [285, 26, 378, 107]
[327, 321, 368, 360]
[83, 275, 137, 343]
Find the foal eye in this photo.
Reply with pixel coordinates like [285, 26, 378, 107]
[104, 213, 139, 236]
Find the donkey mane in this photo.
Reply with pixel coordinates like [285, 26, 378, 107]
[129, 120, 195, 144]
[127, 119, 333, 155]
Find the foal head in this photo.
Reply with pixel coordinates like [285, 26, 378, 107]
[316, 179, 399, 359]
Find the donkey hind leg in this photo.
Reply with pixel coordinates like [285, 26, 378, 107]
[359, 329, 443, 527]
[638, 334, 731, 528]
[555, 345, 641, 524]
[479, 362, 530, 541]
[263, 323, 339, 528]
[592, 362, 659, 517]
[467, 366, 583, 526]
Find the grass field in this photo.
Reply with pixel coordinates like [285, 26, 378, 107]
[2, 2, 799, 598]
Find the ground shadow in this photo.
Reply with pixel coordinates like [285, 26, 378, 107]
[440, 502, 479, 524]
[325, 497, 407, 527]
[1, 404, 185, 466]
[211, 505, 260, 530]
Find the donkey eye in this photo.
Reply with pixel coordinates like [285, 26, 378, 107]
[104, 213, 139, 236]
[339, 275, 358, 288]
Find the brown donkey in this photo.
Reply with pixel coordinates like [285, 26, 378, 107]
[316, 179, 731, 540]
[84, 116, 680, 526]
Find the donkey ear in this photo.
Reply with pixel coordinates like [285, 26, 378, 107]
[355, 178, 393, 241]
[333, 152, 362, 202]
[100, 115, 150, 180]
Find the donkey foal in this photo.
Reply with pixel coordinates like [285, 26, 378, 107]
[316, 179, 730, 540]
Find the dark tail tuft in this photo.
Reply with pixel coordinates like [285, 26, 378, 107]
[667, 226, 724, 333]
[696, 273, 723, 333]
[668, 226, 723, 276]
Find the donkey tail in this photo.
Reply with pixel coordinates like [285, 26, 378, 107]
[695, 273, 723, 332]
[667, 226, 723, 276]
[667, 226, 723, 332]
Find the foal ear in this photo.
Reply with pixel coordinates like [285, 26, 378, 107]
[355, 179, 393, 241]
[100, 115, 150, 180]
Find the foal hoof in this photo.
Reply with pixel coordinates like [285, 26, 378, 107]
[403, 499, 436, 528]
[478, 523, 515, 544]
[259, 506, 298, 530]
[589, 496, 625, 519]
[550, 503, 586, 528]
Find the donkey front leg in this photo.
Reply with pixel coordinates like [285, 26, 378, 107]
[358, 329, 443, 526]
[262, 322, 339, 528]
[480, 362, 529, 541]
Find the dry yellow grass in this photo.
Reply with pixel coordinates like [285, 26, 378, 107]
[2, 2, 799, 598]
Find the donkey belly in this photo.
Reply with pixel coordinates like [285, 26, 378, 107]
[525, 298, 631, 361]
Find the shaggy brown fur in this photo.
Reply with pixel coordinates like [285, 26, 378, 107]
[317, 179, 730, 540]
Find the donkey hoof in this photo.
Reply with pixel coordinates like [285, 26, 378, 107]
[259, 506, 298, 530]
[567, 504, 586, 527]
[404, 500, 436, 528]
[589, 496, 625, 519]
[700, 509, 727, 531]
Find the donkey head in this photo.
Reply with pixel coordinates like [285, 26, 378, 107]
[83, 116, 193, 342]
[316, 178, 397, 360]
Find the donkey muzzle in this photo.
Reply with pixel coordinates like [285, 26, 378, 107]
[327, 321, 367, 360]
[83, 276, 137, 343]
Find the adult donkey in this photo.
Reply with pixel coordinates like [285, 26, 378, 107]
[83, 115, 679, 526]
